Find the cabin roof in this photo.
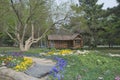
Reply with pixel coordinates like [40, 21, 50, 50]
[48, 34, 81, 40]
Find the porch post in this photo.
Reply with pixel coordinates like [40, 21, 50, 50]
[73, 40, 75, 48]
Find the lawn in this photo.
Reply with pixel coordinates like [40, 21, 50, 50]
[60, 53, 120, 80]
[0, 47, 120, 80]
[43, 49, 120, 80]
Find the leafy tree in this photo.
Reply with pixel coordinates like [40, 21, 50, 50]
[0, 0, 68, 51]
[68, 0, 105, 47]
[101, 0, 120, 47]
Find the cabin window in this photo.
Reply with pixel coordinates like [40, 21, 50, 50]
[75, 40, 80, 45]
[50, 40, 54, 47]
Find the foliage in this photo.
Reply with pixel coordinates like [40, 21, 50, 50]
[43, 49, 120, 80]
[60, 52, 120, 80]
[67, 0, 105, 47]
[1, 33, 14, 46]
[0, 0, 54, 51]
[100, 0, 120, 46]
[0, 0, 120, 48]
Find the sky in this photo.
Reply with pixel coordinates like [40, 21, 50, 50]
[97, 0, 118, 9]
[56, 0, 118, 9]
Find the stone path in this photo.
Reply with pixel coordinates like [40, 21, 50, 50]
[0, 57, 56, 80]
[25, 57, 56, 78]
[25, 64, 53, 78]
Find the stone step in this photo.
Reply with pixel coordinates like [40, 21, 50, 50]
[24, 63, 54, 78]
[0, 57, 56, 80]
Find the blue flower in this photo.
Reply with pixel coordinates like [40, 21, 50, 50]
[52, 66, 59, 73]
[56, 73, 61, 80]
[12, 52, 23, 57]
[50, 57, 67, 80]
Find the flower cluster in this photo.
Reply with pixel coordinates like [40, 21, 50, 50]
[0, 56, 12, 61]
[47, 51, 56, 55]
[4, 52, 24, 68]
[0, 55, 13, 66]
[0, 52, 33, 72]
[50, 57, 67, 80]
[115, 76, 120, 80]
[59, 49, 72, 55]
[12, 52, 23, 57]
[46, 49, 72, 56]
[14, 57, 33, 71]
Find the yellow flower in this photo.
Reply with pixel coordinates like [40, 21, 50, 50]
[14, 57, 33, 71]
[47, 51, 55, 55]
[59, 49, 72, 55]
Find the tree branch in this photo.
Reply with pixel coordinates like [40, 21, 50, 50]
[21, 24, 27, 42]
[10, 0, 24, 27]
[25, 0, 46, 23]
[34, 13, 69, 42]
[6, 31, 18, 43]
[31, 24, 34, 40]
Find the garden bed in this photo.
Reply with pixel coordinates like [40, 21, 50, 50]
[40, 49, 120, 80]
[0, 48, 120, 80]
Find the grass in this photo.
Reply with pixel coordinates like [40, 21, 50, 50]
[0, 47, 20, 52]
[0, 47, 120, 55]
[83, 47, 120, 54]
[58, 52, 120, 80]
[0, 47, 50, 53]
[98, 49, 120, 54]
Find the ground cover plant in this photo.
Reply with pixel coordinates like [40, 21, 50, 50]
[0, 52, 33, 72]
[45, 50, 120, 80]
[62, 53, 120, 80]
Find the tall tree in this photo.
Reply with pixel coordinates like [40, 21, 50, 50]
[0, 0, 13, 46]
[69, 0, 105, 47]
[0, 0, 68, 51]
[101, 0, 120, 46]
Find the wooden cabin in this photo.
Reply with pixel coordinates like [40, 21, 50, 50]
[47, 34, 83, 49]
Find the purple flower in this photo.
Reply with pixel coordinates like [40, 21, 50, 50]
[52, 66, 59, 73]
[12, 52, 23, 57]
[50, 57, 67, 80]
[115, 76, 120, 80]
[56, 73, 61, 80]
[55, 57, 67, 68]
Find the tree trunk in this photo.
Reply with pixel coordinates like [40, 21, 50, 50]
[19, 41, 32, 51]
[24, 44, 31, 51]
[19, 42, 25, 51]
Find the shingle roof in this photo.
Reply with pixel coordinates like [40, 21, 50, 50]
[48, 34, 81, 40]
